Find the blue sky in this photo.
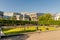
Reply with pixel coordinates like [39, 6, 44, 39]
[0, 0, 60, 13]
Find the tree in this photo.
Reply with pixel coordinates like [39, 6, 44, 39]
[10, 16, 16, 20]
[38, 13, 54, 26]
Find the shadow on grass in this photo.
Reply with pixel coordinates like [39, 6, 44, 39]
[1, 34, 29, 40]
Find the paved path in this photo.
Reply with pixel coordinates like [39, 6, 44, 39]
[26, 30, 60, 40]
[1, 30, 60, 40]
[1, 34, 29, 40]
[1, 31, 5, 36]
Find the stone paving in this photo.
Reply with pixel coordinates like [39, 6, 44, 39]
[1, 30, 60, 40]
[26, 30, 60, 40]
[1, 34, 29, 40]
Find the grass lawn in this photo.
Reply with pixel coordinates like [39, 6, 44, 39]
[38, 26, 47, 31]
[38, 26, 56, 31]
[2, 26, 36, 35]
[2, 26, 60, 36]
[47, 27, 56, 31]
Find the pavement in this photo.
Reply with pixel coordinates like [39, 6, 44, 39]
[1, 34, 29, 40]
[26, 30, 60, 40]
[1, 31, 5, 36]
[1, 30, 60, 40]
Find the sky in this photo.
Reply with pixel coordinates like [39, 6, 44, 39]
[0, 0, 60, 13]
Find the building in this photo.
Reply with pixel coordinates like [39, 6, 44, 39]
[3, 12, 23, 20]
[4, 12, 15, 16]
[3, 12, 15, 20]
[3, 12, 44, 21]
[29, 12, 37, 21]
[21, 12, 44, 21]
[15, 13, 23, 20]
[53, 13, 60, 20]
[0, 11, 3, 19]
[20, 12, 30, 21]
[30, 12, 44, 21]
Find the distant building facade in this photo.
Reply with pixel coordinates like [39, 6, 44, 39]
[2, 12, 44, 21]
[29, 12, 44, 21]
[29, 12, 38, 21]
[15, 13, 23, 20]
[20, 12, 30, 21]
[21, 12, 44, 21]
[0, 11, 3, 18]
[3, 12, 15, 20]
[3, 12, 23, 20]
[53, 13, 60, 20]
[3, 11, 60, 21]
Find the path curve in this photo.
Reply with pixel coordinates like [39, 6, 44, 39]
[26, 30, 60, 40]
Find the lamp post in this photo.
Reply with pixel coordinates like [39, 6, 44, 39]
[23, 13, 25, 20]
[36, 20, 38, 30]
[0, 25, 5, 37]
[0, 26, 1, 38]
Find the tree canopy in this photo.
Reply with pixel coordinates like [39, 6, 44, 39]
[38, 13, 54, 25]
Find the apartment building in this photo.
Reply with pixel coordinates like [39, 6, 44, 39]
[30, 12, 44, 21]
[20, 12, 30, 21]
[3, 12, 15, 20]
[3, 12, 44, 21]
[29, 12, 37, 21]
[53, 13, 60, 20]
[0, 11, 3, 19]
[3, 12, 23, 20]
[21, 12, 44, 21]
[15, 13, 23, 20]
[21, 12, 37, 21]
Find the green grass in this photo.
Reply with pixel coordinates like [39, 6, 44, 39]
[4, 30, 36, 35]
[2, 26, 60, 35]
[2, 28, 13, 31]
[47, 27, 56, 31]
[38, 26, 56, 31]
[38, 26, 47, 31]
[2, 27, 36, 35]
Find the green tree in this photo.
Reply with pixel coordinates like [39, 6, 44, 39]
[10, 16, 16, 20]
[38, 13, 53, 25]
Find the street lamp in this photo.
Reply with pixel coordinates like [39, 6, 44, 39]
[36, 20, 38, 30]
[0, 25, 5, 37]
[23, 13, 25, 20]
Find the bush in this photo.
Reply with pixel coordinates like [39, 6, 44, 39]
[0, 20, 37, 26]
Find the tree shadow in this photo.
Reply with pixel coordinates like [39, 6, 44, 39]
[1, 34, 29, 40]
